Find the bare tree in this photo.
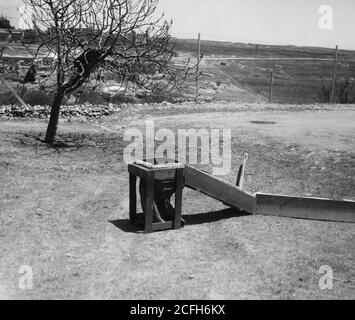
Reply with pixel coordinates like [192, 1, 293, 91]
[22, 0, 193, 143]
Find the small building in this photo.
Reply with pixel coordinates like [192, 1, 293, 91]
[10, 30, 23, 43]
[0, 28, 10, 42]
[0, 28, 24, 43]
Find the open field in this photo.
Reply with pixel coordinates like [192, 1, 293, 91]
[2, 40, 355, 104]
[174, 39, 355, 60]
[0, 102, 354, 299]
[204, 58, 355, 104]
[187, 40, 355, 104]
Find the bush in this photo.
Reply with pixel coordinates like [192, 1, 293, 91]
[319, 77, 355, 103]
[138, 92, 183, 104]
[0, 86, 187, 107]
[109, 94, 137, 104]
[0, 92, 19, 105]
[73, 91, 108, 104]
[0, 88, 65, 106]
[23, 90, 53, 106]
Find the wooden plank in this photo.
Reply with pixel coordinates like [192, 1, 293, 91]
[174, 168, 184, 230]
[145, 172, 155, 233]
[154, 169, 176, 181]
[128, 164, 148, 180]
[237, 153, 248, 189]
[152, 221, 174, 232]
[134, 160, 184, 169]
[129, 164, 181, 180]
[256, 193, 355, 223]
[129, 173, 137, 222]
[184, 166, 256, 213]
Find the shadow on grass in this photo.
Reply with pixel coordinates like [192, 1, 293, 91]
[14, 131, 125, 155]
[109, 219, 144, 234]
[110, 207, 250, 233]
[184, 207, 250, 226]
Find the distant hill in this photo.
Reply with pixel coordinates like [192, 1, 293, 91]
[171, 37, 355, 104]
[172, 38, 355, 60]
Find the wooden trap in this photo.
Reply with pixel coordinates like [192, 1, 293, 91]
[128, 159, 184, 233]
[128, 157, 355, 233]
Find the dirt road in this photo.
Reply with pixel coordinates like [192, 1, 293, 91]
[127, 109, 355, 152]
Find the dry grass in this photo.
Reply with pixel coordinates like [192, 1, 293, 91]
[0, 103, 354, 299]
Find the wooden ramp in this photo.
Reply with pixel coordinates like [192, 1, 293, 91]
[256, 193, 355, 223]
[183, 166, 354, 223]
[184, 166, 256, 213]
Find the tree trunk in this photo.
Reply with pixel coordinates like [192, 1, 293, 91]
[45, 90, 65, 143]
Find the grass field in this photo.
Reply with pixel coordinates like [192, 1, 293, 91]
[0, 102, 354, 299]
[1, 38, 355, 300]
[187, 40, 355, 104]
[215, 58, 355, 104]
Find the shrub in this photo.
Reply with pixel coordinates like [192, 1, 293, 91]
[23, 90, 53, 106]
[319, 77, 355, 103]
[110, 94, 136, 104]
[0, 88, 67, 106]
[73, 91, 108, 104]
[0, 92, 19, 105]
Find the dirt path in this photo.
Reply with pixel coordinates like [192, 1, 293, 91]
[125, 109, 355, 152]
[0, 103, 354, 299]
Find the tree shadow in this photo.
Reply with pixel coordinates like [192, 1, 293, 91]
[110, 208, 250, 233]
[14, 131, 124, 154]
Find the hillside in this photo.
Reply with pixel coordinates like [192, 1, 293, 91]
[174, 38, 355, 104]
[2, 39, 355, 104]
[173, 38, 355, 60]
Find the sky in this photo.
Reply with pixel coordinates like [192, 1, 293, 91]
[1, 0, 354, 50]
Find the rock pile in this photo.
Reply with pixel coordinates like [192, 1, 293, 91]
[0, 103, 122, 119]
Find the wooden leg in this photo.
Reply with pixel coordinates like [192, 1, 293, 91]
[174, 168, 184, 229]
[129, 173, 137, 223]
[145, 172, 155, 233]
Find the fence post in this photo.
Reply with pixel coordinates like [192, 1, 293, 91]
[195, 32, 201, 102]
[330, 45, 339, 103]
[268, 71, 274, 103]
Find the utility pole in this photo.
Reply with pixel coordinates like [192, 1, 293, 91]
[195, 32, 201, 101]
[268, 71, 274, 103]
[330, 45, 339, 103]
